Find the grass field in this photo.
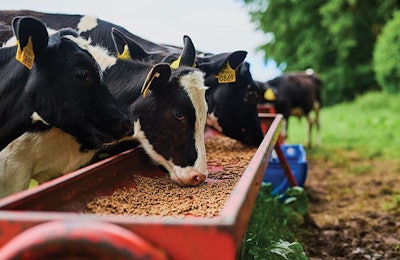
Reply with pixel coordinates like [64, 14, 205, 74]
[241, 91, 400, 259]
[287, 91, 400, 159]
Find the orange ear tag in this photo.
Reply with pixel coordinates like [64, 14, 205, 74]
[264, 88, 276, 101]
[215, 62, 236, 83]
[16, 37, 35, 69]
[141, 69, 160, 98]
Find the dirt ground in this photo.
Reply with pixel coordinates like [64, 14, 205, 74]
[299, 150, 400, 259]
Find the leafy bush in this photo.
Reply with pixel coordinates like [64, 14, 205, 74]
[373, 10, 400, 93]
[240, 184, 309, 260]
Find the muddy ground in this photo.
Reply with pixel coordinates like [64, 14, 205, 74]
[299, 150, 400, 259]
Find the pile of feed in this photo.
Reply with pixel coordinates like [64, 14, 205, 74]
[85, 136, 257, 217]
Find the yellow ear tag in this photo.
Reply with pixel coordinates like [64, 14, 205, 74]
[117, 45, 131, 60]
[16, 37, 35, 69]
[170, 55, 181, 70]
[141, 70, 160, 98]
[215, 62, 236, 83]
[264, 88, 276, 101]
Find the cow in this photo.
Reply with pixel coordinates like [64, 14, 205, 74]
[100, 28, 209, 187]
[0, 17, 129, 198]
[258, 70, 323, 147]
[0, 20, 210, 188]
[0, 10, 264, 147]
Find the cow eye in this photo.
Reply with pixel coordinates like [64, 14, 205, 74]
[174, 110, 185, 120]
[73, 69, 94, 85]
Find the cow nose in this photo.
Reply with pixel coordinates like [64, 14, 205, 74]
[189, 172, 207, 186]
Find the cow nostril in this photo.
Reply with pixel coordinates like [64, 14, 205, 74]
[191, 173, 206, 186]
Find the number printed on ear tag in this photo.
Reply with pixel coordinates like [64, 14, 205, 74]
[215, 62, 236, 83]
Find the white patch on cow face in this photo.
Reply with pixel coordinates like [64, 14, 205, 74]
[31, 112, 49, 125]
[0, 128, 96, 198]
[132, 120, 206, 186]
[206, 112, 223, 132]
[77, 16, 98, 34]
[179, 70, 209, 176]
[63, 35, 116, 71]
[86, 45, 117, 71]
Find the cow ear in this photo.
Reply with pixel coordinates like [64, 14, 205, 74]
[111, 27, 150, 61]
[226, 51, 247, 69]
[12, 16, 49, 69]
[169, 35, 196, 69]
[214, 51, 248, 84]
[195, 50, 247, 76]
[141, 63, 171, 97]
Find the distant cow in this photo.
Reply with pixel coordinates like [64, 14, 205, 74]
[0, 17, 129, 197]
[258, 70, 323, 147]
[0, 10, 264, 147]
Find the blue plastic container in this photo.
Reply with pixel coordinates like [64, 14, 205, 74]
[263, 144, 308, 195]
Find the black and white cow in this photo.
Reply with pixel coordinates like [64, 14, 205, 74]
[0, 10, 264, 147]
[0, 20, 209, 188]
[99, 29, 209, 187]
[258, 70, 323, 147]
[0, 17, 129, 197]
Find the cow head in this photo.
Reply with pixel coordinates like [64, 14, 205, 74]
[9, 17, 129, 150]
[108, 29, 208, 186]
[197, 52, 264, 146]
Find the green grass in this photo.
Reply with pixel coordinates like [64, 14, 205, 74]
[241, 185, 309, 260]
[287, 91, 400, 159]
[241, 91, 399, 259]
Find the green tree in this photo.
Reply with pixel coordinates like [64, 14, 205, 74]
[373, 10, 400, 93]
[243, 0, 399, 105]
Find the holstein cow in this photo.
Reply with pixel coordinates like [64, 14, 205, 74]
[0, 21, 209, 188]
[0, 17, 129, 197]
[0, 10, 264, 147]
[100, 29, 209, 186]
[258, 70, 323, 147]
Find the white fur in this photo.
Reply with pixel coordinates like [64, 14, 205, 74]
[63, 34, 117, 71]
[206, 112, 223, 132]
[77, 16, 98, 34]
[0, 128, 96, 198]
[179, 70, 209, 176]
[31, 111, 49, 125]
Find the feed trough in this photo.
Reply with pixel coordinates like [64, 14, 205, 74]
[0, 114, 282, 259]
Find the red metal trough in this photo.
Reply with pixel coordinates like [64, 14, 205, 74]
[0, 114, 283, 259]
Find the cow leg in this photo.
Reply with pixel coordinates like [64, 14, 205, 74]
[314, 101, 321, 146]
[306, 114, 313, 148]
[280, 118, 288, 141]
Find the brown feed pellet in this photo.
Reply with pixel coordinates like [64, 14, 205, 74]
[85, 136, 258, 217]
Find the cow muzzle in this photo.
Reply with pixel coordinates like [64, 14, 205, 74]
[169, 166, 207, 187]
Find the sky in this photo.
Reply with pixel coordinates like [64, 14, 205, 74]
[1, 0, 282, 81]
